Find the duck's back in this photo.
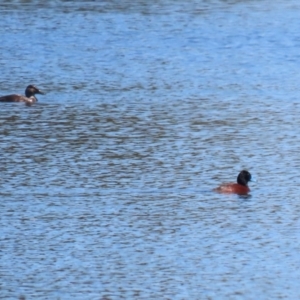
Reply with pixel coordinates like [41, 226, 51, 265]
[214, 182, 250, 194]
[0, 94, 33, 103]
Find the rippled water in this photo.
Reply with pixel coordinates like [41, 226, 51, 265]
[2, 1, 300, 299]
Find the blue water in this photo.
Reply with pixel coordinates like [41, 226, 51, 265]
[1, 1, 300, 299]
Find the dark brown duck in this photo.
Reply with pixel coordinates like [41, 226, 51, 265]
[0, 85, 45, 104]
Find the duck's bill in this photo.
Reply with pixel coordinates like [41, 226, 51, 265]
[37, 89, 45, 95]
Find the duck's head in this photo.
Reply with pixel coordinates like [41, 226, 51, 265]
[25, 85, 45, 98]
[237, 170, 252, 186]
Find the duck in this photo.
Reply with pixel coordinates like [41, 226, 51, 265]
[0, 85, 45, 105]
[214, 170, 252, 195]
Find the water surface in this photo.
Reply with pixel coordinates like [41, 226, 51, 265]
[1, 1, 300, 299]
